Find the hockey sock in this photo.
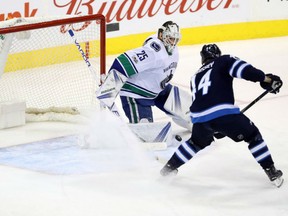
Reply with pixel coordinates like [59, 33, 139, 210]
[248, 140, 274, 169]
[167, 140, 199, 169]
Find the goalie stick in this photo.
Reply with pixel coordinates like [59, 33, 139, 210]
[68, 29, 101, 84]
[68, 29, 123, 113]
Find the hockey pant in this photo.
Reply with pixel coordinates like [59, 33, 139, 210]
[166, 113, 275, 170]
[120, 84, 173, 123]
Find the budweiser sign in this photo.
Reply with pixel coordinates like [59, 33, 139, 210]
[54, 0, 234, 23]
[0, 0, 235, 22]
[0, 2, 37, 21]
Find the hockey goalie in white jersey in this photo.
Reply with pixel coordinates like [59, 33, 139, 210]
[97, 21, 192, 141]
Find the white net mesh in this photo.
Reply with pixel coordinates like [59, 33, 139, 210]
[0, 15, 105, 114]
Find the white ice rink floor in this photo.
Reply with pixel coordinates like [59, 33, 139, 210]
[0, 36, 288, 216]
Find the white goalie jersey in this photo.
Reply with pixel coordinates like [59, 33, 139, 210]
[115, 35, 179, 99]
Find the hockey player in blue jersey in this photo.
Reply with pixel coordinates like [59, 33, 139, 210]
[160, 44, 284, 187]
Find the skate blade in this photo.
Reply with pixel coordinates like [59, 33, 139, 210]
[160, 168, 178, 177]
[273, 176, 284, 188]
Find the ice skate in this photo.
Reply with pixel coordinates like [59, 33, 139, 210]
[160, 163, 178, 176]
[264, 165, 284, 188]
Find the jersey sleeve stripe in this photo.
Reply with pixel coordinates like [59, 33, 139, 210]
[236, 62, 249, 78]
[229, 59, 246, 77]
[122, 82, 158, 98]
[229, 59, 241, 77]
[117, 53, 138, 77]
[229, 59, 250, 78]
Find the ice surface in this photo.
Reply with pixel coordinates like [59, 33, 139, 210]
[0, 36, 287, 216]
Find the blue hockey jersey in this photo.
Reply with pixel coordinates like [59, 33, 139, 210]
[190, 55, 266, 123]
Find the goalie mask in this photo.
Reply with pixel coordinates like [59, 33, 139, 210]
[158, 21, 181, 55]
[200, 44, 222, 64]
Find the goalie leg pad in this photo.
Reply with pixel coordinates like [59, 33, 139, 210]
[128, 121, 172, 144]
[163, 86, 192, 119]
[171, 115, 193, 132]
[96, 69, 127, 109]
[163, 86, 193, 131]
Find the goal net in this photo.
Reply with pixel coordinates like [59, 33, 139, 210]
[0, 14, 106, 122]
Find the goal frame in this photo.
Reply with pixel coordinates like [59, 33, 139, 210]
[0, 14, 106, 79]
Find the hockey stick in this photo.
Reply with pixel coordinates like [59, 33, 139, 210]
[68, 29, 117, 111]
[68, 29, 99, 83]
[68, 29, 128, 118]
[214, 89, 270, 139]
[240, 89, 270, 113]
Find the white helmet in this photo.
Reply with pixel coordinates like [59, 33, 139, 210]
[158, 21, 181, 54]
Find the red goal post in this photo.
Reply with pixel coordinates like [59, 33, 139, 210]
[0, 14, 106, 122]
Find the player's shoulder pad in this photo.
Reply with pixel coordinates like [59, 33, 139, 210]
[150, 41, 161, 52]
[217, 54, 239, 64]
[143, 36, 162, 53]
[227, 54, 239, 60]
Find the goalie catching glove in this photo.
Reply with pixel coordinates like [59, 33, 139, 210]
[260, 73, 283, 94]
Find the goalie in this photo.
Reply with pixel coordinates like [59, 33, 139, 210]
[97, 21, 192, 131]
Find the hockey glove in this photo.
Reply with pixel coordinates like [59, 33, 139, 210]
[260, 74, 283, 94]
